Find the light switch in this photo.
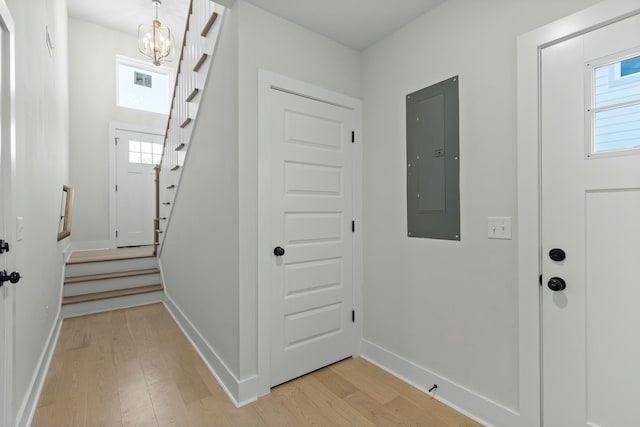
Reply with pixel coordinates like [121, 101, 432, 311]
[16, 217, 24, 241]
[488, 217, 512, 240]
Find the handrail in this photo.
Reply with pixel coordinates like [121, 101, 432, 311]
[160, 0, 193, 163]
[155, 0, 193, 258]
[153, 165, 160, 256]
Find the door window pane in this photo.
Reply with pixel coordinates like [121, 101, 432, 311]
[128, 140, 162, 165]
[590, 53, 640, 154]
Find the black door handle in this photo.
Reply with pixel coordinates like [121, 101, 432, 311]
[547, 277, 566, 291]
[273, 246, 285, 257]
[549, 248, 566, 262]
[0, 270, 21, 286]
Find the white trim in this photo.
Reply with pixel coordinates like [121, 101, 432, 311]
[108, 122, 164, 249]
[257, 69, 363, 396]
[16, 313, 62, 427]
[517, 2, 640, 426]
[162, 294, 258, 407]
[0, 2, 15, 425]
[360, 339, 519, 427]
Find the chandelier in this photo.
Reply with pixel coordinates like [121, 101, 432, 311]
[138, 0, 174, 66]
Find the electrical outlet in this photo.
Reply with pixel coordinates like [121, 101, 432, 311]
[488, 217, 512, 240]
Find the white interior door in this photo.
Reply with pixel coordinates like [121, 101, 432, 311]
[541, 14, 640, 427]
[0, 21, 6, 427]
[0, 3, 14, 424]
[115, 129, 163, 247]
[268, 88, 354, 387]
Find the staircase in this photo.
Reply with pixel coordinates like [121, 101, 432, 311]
[156, 0, 224, 253]
[62, 248, 164, 318]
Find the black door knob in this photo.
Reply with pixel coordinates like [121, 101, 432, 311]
[0, 270, 21, 286]
[547, 277, 566, 291]
[273, 246, 285, 257]
[549, 248, 566, 262]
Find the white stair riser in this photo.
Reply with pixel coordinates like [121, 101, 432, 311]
[66, 257, 158, 277]
[62, 291, 165, 318]
[63, 273, 162, 297]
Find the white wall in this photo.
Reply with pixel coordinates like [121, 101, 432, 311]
[6, 0, 69, 423]
[68, 19, 171, 246]
[236, 0, 361, 380]
[160, 5, 241, 377]
[159, 0, 361, 399]
[361, 0, 599, 424]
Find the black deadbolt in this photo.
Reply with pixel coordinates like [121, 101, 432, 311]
[0, 240, 8, 254]
[547, 277, 566, 292]
[0, 270, 21, 286]
[273, 246, 285, 257]
[549, 248, 566, 262]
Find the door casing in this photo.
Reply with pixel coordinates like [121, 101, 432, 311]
[257, 70, 363, 396]
[517, 1, 640, 425]
[0, 1, 15, 424]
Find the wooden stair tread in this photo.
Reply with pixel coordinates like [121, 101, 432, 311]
[64, 268, 160, 284]
[200, 12, 218, 37]
[67, 247, 155, 264]
[62, 284, 163, 305]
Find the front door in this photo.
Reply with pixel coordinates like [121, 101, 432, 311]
[115, 128, 163, 247]
[541, 13, 640, 426]
[268, 87, 355, 387]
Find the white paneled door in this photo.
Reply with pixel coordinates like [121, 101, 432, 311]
[541, 14, 640, 427]
[268, 88, 355, 387]
[115, 129, 163, 247]
[0, 21, 5, 426]
[0, 2, 15, 423]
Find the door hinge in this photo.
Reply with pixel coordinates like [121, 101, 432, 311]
[351, 131, 355, 143]
[116, 230, 118, 238]
[539, 274, 542, 286]
[115, 137, 119, 145]
[352, 220, 355, 233]
[115, 185, 118, 191]
[352, 310, 355, 323]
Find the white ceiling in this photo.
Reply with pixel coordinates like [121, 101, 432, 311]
[67, 0, 190, 45]
[244, 0, 445, 50]
[68, 0, 446, 52]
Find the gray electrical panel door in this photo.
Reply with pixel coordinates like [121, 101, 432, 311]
[406, 76, 460, 240]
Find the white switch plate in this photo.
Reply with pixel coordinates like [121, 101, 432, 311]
[488, 217, 512, 240]
[16, 217, 24, 241]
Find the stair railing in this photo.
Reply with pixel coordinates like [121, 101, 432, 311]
[154, 0, 224, 255]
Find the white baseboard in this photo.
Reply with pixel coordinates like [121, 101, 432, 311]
[163, 295, 258, 407]
[360, 338, 520, 427]
[17, 312, 63, 427]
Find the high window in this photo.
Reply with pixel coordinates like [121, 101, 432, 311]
[116, 55, 171, 115]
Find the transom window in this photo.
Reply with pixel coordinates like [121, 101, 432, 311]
[587, 51, 640, 157]
[116, 55, 171, 115]
[129, 140, 163, 165]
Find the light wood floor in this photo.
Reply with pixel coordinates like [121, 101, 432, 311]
[33, 304, 482, 427]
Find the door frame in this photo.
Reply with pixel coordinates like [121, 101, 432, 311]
[517, 1, 640, 425]
[108, 122, 164, 249]
[257, 69, 363, 396]
[0, 0, 15, 424]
